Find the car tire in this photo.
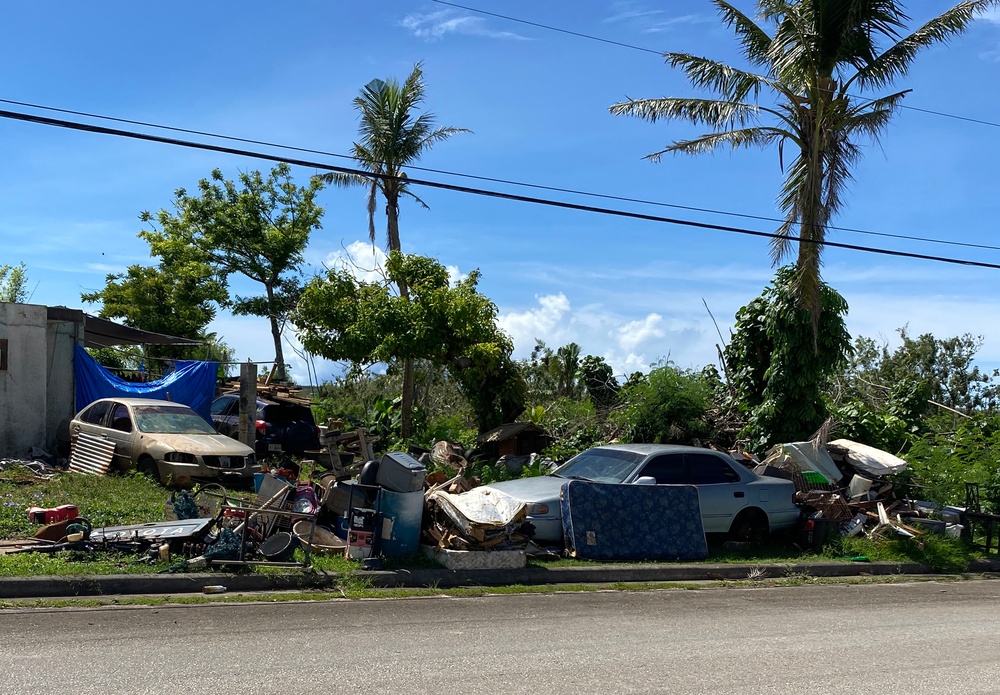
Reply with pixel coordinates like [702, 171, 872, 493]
[729, 509, 769, 543]
[138, 456, 160, 484]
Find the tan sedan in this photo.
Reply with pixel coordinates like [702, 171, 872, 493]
[70, 397, 259, 486]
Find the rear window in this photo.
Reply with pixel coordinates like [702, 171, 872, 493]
[80, 401, 112, 426]
[261, 403, 315, 426]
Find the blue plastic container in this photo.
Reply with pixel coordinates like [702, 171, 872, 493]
[377, 489, 424, 557]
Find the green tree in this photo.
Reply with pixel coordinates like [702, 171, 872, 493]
[0, 263, 29, 303]
[615, 360, 716, 445]
[521, 340, 587, 404]
[294, 252, 524, 434]
[725, 265, 852, 452]
[579, 354, 620, 418]
[316, 62, 469, 437]
[141, 163, 323, 381]
[82, 264, 225, 346]
[610, 0, 994, 329]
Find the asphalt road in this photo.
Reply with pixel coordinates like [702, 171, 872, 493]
[1, 581, 999, 694]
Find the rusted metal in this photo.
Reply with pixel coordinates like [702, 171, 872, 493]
[69, 432, 116, 475]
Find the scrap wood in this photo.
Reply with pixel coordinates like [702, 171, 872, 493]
[864, 502, 921, 539]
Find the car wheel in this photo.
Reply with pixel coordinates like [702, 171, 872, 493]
[729, 509, 769, 543]
[137, 456, 160, 484]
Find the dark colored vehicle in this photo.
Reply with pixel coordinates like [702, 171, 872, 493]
[210, 393, 320, 459]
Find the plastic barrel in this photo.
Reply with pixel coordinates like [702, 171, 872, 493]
[377, 489, 424, 557]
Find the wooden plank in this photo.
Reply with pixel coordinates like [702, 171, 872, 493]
[69, 433, 116, 476]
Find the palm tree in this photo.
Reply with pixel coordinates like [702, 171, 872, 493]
[318, 61, 469, 437]
[611, 0, 995, 332]
[319, 61, 470, 254]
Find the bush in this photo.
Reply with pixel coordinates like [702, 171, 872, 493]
[613, 361, 715, 445]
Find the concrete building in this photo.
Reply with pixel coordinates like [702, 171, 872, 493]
[0, 303, 197, 459]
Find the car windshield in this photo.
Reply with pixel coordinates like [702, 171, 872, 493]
[552, 449, 646, 484]
[133, 406, 217, 434]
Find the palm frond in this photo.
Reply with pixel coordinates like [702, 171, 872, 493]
[400, 187, 431, 211]
[769, 218, 797, 265]
[714, 0, 773, 66]
[609, 97, 763, 129]
[653, 126, 789, 161]
[366, 180, 378, 245]
[315, 171, 370, 188]
[851, 0, 995, 91]
[665, 53, 781, 103]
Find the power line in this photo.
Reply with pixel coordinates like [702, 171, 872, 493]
[2, 106, 999, 272]
[4, 97, 998, 254]
[429, 0, 1000, 130]
[428, 0, 662, 54]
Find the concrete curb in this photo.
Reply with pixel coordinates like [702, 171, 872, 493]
[2, 559, 998, 599]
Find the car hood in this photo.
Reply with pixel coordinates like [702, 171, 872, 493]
[482, 475, 567, 509]
[140, 433, 255, 456]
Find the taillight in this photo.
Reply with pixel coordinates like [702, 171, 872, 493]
[255, 420, 267, 435]
[803, 519, 815, 531]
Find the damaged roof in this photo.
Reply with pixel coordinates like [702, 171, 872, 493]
[47, 307, 201, 348]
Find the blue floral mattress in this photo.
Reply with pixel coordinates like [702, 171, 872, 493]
[560, 481, 708, 562]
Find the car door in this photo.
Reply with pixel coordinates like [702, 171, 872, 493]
[211, 396, 239, 436]
[104, 401, 138, 471]
[634, 453, 687, 485]
[685, 452, 745, 533]
[71, 400, 113, 443]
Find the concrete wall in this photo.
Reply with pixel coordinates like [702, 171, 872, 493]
[0, 303, 48, 459]
[46, 318, 81, 453]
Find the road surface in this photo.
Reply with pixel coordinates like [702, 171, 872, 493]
[1, 580, 998, 694]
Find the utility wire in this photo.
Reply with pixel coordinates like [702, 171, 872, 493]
[3, 96, 998, 253]
[429, 0, 662, 54]
[2, 106, 999, 271]
[429, 0, 1000, 130]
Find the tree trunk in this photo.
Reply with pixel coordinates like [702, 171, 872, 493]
[266, 283, 286, 382]
[386, 195, 413, 439]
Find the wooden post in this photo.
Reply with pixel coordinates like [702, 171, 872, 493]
[238, 361, 257, 449]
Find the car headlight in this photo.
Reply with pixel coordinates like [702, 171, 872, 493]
[527, 503, 550, 515]
[163, 452, 197, 464]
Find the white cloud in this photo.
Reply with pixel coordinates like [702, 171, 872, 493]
[617, 313, 665, 352]
[323, 241, 388, 284]
[497, 294, 715, 378]
[445, 264, 468, 285]
[978, 7, 1000, 24]
[603, 2, 711, 33]
[400, 10, 530, 41]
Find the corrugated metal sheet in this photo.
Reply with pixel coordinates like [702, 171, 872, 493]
[69, 433, 116, 475]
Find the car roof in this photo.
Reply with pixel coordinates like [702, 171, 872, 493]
[591, 443, 730, 457]
[87, 397, 192, 408]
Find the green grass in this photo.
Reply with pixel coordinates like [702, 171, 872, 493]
[0, 465, 988, 580]
[0, 468, 166, 538]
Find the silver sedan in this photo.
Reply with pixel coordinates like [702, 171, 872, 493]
[483, 444, 801, 544]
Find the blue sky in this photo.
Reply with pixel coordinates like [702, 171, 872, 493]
[4, 1, 1000, 384]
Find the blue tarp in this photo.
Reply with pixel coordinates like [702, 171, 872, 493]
[74, 344, 217, 421]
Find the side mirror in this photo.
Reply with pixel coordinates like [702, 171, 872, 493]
[634, 476, 657, 486]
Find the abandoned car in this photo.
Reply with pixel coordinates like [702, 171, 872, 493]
[483, 444, 801, 544]
[70, 398, 258, 486]
[210, 393, 320, 459]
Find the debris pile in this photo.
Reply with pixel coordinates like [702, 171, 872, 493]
[754, 438, 964, 547]
[422, 474, 534, 551]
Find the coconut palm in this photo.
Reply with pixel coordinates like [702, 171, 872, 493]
[318, 62, 469, 437]
[318, 61, 470, 254]
[611, 0, 995, 331]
